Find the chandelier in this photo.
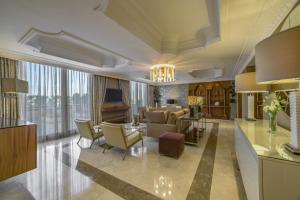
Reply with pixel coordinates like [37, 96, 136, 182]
[150, 64, 175, 83]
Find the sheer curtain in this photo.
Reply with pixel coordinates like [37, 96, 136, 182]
[67, 70, 92, 131]
[19, 61, 91, 141]
[130, 81, 148, 115]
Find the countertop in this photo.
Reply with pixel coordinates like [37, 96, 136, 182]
[0, 118, 35, 129]
[235, 118, 300, 163]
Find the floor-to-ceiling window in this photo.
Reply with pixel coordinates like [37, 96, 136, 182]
[19, 61, 91, 141]
[130, 81, 148, 115]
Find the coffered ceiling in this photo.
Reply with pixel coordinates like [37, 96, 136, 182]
[104, 0, 220, 54]
[0, 0, 298, 84]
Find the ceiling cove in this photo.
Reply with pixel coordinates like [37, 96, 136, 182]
[103, 0, 221, 54]
[232, 0, 298, 76]
[19, 28, 131, 68]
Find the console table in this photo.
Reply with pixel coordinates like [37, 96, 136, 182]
[235, 119, 300, 200]
[181, 112, 206, 145]
[0, 119, 37, 181]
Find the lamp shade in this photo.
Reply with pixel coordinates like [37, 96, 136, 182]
[1, 78, 28, 93]
[255, 26, 300, 84]
[235, 72, 269, 93]
[271, 83, 300, 92]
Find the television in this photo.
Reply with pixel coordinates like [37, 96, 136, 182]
[166, 99, 175, 104]
[104, 88, 123, 102]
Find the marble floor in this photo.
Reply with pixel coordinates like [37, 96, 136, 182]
[0, 120, 247, 200]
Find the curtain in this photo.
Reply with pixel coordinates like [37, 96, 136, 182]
[148, 85, 155, 107]
[119, 79, 131, 122]
[0, 57, 18, 119]
[130, 81, 148, 115]
[67, 70, 92, 131]
[92, 75, 106, 125]
[105, 77, 119, 89]
[19, 61, 91, 141]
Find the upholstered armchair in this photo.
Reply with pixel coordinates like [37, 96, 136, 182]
[101, 122, 143, 160]
[75, 119, 103, 148]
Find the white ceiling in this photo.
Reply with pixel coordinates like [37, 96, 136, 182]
[0, 0, 297, 85]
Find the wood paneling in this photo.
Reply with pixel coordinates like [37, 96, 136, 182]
[102, 103, 130, 123]
[189, 81, 233, 119]
[254, 93, 264, 119]
[0, 124, 37, 181]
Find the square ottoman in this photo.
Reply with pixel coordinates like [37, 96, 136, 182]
[159, 132, 184, 159]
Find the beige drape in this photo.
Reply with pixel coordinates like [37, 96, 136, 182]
[118, 79, 131, 122]
[0, 57, 18, 119]
[148, 85, 155, 107]
[92, 75, 107, 125]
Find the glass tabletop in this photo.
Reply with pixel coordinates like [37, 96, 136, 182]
[123, 123, 146, 135]
[181, 112, 205, 121]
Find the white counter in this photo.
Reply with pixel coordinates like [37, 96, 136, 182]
[235, 119, 300, 200]
[235, 118, 300, 163]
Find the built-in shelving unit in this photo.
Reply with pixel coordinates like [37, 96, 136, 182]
[189, 81, 233, 119]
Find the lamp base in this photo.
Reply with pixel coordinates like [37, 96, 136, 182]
[284, 143, 300, 155]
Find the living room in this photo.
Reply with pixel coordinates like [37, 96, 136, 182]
[1, 1, 300, 200]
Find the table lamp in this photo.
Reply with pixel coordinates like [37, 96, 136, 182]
[1, 78, 28, 93]
[255, 25, 300, 153]
[235, 72, 269, 120]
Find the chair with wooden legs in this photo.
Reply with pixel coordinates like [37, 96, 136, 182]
[75, 119, 103, 148]
[101, 122, 143, 160]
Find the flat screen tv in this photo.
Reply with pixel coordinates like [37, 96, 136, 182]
[104, 88, 123, 102]
[166, 99, 175, 104]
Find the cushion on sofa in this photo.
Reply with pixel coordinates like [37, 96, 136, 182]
[148, 108, 167, 112]
[138, 107, 147, 120]
[167, 110, 185, 124]
[183, 108, 190, 114]
[145, 111, 168, 124]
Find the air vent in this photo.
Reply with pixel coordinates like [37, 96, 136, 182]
[189, 68, 223, 79]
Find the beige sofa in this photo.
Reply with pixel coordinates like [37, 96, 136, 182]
[139, 107, 190, 138]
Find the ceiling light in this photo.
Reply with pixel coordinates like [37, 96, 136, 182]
[150, 64, 175, 83]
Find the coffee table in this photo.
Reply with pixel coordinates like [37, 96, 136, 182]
[123, 123, 147, 136]
[180, 112, 206, 145]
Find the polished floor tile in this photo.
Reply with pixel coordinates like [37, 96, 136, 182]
[0, 120, 246, 200]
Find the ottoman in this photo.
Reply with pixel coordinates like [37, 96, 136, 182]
[159, 132, 184, 159]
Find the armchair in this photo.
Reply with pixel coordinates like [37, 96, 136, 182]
[75, 119, 103, 148]
[101, 122, 143, 160]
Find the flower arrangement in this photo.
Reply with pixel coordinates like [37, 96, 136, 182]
[188, 96, 204, 117]
[263, 94, 286, 132]
[187, 96, 203, 106]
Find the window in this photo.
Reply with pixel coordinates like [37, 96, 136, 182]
[19, 61, 91, 141]
[130, 81, 148, 115]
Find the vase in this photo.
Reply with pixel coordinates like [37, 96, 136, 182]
[190, 106, 198, 117]
[268, 113, 277, 133]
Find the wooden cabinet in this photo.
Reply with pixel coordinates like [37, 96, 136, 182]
[0, 122, 37, 181]
[101, 103, 130, 123]
[189, 81, 233, 119]
[254, 93, 264, 119]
